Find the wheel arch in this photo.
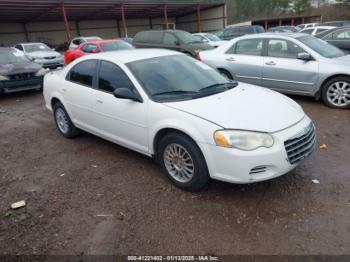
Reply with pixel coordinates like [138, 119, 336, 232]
[317, 74, 350, 99]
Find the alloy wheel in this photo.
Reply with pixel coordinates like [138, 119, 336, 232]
[55, 108, 69, 134]
[163, 143, 195, 183]
[326, 81, 350, 107]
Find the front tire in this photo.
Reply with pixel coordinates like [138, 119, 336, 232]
[53, 102, 80, 138]
[322, 76, 350, 109]
[158, 132, 210, 191]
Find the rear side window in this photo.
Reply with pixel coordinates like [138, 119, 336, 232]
[241, 27, 254, 34]
[72, 38, 83, 45]
[302, 29, 314, 35]
[81, 44, 99, 53]
[134, 31, 162, 44]
[98, 61, 135, 93]
[333, 30, 350, 40]
[234, 39, 263, 56]
[67, 60, 96, 87]
[163, 33, 178, 45]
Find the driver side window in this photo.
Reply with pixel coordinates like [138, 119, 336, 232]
[98, 61, 135, 93]
[163, 33, 178, 46]
[81, 44, 99, 53]
[267, 39, 304, 59]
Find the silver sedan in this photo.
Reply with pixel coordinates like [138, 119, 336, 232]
[199, 33, 350, 109]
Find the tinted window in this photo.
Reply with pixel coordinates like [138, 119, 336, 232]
[302, 29, 314, 34]
[100, 41, 132, 51]
[241, 27, 254, 34]
[81, 44, 99, 53]
[134, 31, 162, 44]
[267, 39, 304, 59]
[15, 45, 23, 51]
[68, 60, 96, 87]
[333, 30, 350, 40]
[163, 33, 178, 45]
[234, 39, 263, 56]
[72, 38, 83, 45]
[98, 61, 134, 93]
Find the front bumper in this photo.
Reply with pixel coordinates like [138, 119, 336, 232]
[0, 76, 43, 93]
[200, 116, 315, 184]
[34, 58, 64, 69]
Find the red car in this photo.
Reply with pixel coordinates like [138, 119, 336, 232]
[64, 39, 133, 64]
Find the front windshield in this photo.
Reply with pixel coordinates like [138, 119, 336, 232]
[298, 36, 345, 58]
[23, 44, 51, 53]
[205, 34, 221, 41]
[101, 41, 133, 51]
[174, 31, 198, 44]
[0, 50, 30, 64]
[127, 55, 235, 102]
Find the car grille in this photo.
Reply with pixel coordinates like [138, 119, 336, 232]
[284, 123, 316, 165]
[8, 73, 36, 81]
[44, 56, 56, 59]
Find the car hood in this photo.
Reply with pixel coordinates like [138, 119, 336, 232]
[163, 84, 305, 133]
[27, 50, 60, 58]
[0, 62, 41, 75]
[330, 54, 350, 65]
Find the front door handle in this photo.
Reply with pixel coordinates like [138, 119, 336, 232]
[265, 61, 276, 66]
[96, 99, 103, 104]
[226, 57, 235, 62]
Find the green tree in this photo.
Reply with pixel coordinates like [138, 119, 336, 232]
[290, 0, 312, 14]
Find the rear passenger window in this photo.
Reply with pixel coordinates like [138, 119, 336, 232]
[234, 39, 263, 56]
[67, 60, 96, 87]
[98, 61, 135, 93]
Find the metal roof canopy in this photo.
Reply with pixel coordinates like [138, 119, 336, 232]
[0, 0, 226, 23]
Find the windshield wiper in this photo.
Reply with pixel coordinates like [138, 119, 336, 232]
[151, 90, 198, 97]
[198, 82, 238, 93]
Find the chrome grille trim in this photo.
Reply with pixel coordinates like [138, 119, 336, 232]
[284, 123, 316, 165]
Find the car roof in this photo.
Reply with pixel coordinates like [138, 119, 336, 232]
[236, 32, 308, 39]
[316, 26, 350, 37]
[81, 48, 182, 64]
[19, 42, 47, 46]
[78, 39, 123, 45]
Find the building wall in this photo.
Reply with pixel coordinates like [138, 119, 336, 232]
[176, 5, 226, 32]
[0, 5, 225, 46]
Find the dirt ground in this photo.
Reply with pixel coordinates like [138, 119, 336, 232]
[0, 90, 349, 256]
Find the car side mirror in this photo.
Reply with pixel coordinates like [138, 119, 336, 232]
[297, 52, 313, 61]
[113, 88, 143, 102]
[174, 40, 180, 46]
[91, 49, 99, 53]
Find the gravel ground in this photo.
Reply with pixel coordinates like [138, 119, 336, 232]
[0, 90, 349, 256]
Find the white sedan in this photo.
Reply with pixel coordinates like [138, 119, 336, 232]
[43, 49, 316, 191]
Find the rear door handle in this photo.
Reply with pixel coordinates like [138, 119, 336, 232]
[62, 88, 67, 92]
[226, 57, 235, 62]
[96, 99, 103, 104]
[265, 61, 276, 66]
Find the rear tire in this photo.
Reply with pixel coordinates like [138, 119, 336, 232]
[218, 69, 233, 80]
[158, 132, 210, 192]
[322, 76, 350, 109]
[53, 102, 80, 138]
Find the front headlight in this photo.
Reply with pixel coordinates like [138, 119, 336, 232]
[35, 68, 48, 76]
[214, 130, 274, 151]
[0, 75, 9, 81]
